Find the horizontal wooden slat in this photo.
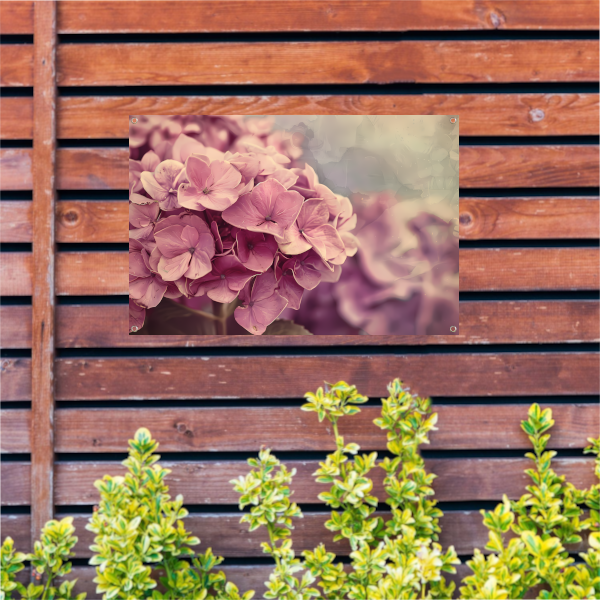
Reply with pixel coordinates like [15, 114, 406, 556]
[1, 200, 127, 243]
[4, 1, 599, 34]
[2, 404, 594, 454]
[0, 201, 32, 242]
[460, 248, 599, 291]
[52, 354, 599, 400]
[55, 200, 127, 243]
[4, 146, 598, 191]
[2, 457, 593, 505]
[0, 149, 32, 190]
[0, 358, 31, 402]
[1, 463, 28, 504]
[55, 1, 600, 33]
[3, 94, 597, 139]
[56, 41, 599, 86]
[1, 249, 598, 296]
[459, 145, 599, 188]
[0, 45, 32, 87]
[0, 97, 33, 139]
[56, 148, 124, 191]
[460, 197, 600, 239]
[0, 409, 30, 453]
[2, 509, 588, 559]
[3, 301, 598, 349]
[4, 198, 598, 244]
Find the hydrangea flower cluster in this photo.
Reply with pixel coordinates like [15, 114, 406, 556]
[129, 122, 358, 335]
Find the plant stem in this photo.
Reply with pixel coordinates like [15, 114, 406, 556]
[212, 301, 227, 335]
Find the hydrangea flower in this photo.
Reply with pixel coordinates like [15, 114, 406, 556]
[128, 120, 362, 335]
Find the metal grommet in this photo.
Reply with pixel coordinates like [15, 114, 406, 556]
[450, 117, 457, 124]
[130, 326, 139, 333]
[450, 326, 457, 332]
[131, 117, 138, 124]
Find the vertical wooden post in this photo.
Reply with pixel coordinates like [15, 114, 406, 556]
[31, 0, 57, 548]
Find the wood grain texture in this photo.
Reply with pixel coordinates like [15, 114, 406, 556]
[460, 145, 599, 188]
[0, 97, 33, 139]
[51, 93, 600, 138]
[56, 41, 599, 86]
[56, 201, 127, 243]
[459, 197, 600, 239]
[56, 148, 126, 190]
[0, 463, 30, 505]
[1, 410, 30, 453]
[4, 198, 598, 244]
[5, 146, 598, 191]
[0, 149, 32, 190]
[2, 249, 598, 296]
[4, 1, 600, 33]
[460, 248, 599, 291]
[2, 457, 594, 505]
[4, 404, 594, 454]
[0, 306, 32, 349]
[0, 45, 33, 87]
[0, 358, 31, 402]
[3, 301, 598, 349]
[54, 252, 128, 295]
[0, 1, 33, 34]
[49, 354, 599, 401]
[31, 0, 58, 544]
[0, 201, 32, 242]
[0, 252, 32, 296]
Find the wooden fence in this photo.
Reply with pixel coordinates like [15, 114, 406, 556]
[1, 1, 599, 597]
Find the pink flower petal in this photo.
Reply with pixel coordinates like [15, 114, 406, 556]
[158, 252, 191, 282]
[129, 299, 145, 332]
[277, 222, 312, 256]
[277, 269, 304, 310]
[154, 225, 187, 259]
[129, 202, 159, 228]
[221, 191, 264, 231]
[297, 198, 329, 231]
[129, 250, 151, 278]
[185, 155, 211, 191]
[251, 292, 288, 326]
[184, 250, 212, 280]
[304, 224, 345, 261]
[141, 150, 161, 172]
[154, 159, 184, 189]
[251, 269, 278, 303]
[172, 134, 207, 163]
[176, 183, 205, 211]
[130, 275, 167, 308]
[140, 172, 169, 203]
[180, 225, 200, 249]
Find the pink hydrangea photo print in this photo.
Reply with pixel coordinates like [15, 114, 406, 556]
[129, 115, 459, 336]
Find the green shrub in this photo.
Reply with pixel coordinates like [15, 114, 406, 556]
[1, 379, 598, 600]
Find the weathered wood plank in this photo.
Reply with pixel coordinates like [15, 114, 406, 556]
[3, 301, 598, 349]
[0, 149, 32, 190]
[2, 249, 598, 296]
[0, 306, 32, 349]
[56, 148, 125, 191]
[460, 197, 600, 239]
[0, 1, 33, 34]
[5, 404, 594, 454]
[2, 457, 593, 505]
[4, 198, 598, 243]
[0, 97, 33, 139]
[50, 354, 599, 401]
[0, 410, 30, 453]
[460, 248, 599, 291]
[55, 201, 127, 243]
[56, 41, 599, 86]
[0, 463, 30, 504]
[54, 0, 600, 33]
[0, 45, 33, 87]
[56, 93, 600, 138]
[0, 201, 32, 242]
[5, 146, 598, 191]
[0, 358, 31, 402]
[31, 0, 58, 545]
[459, 145, 599, 188]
